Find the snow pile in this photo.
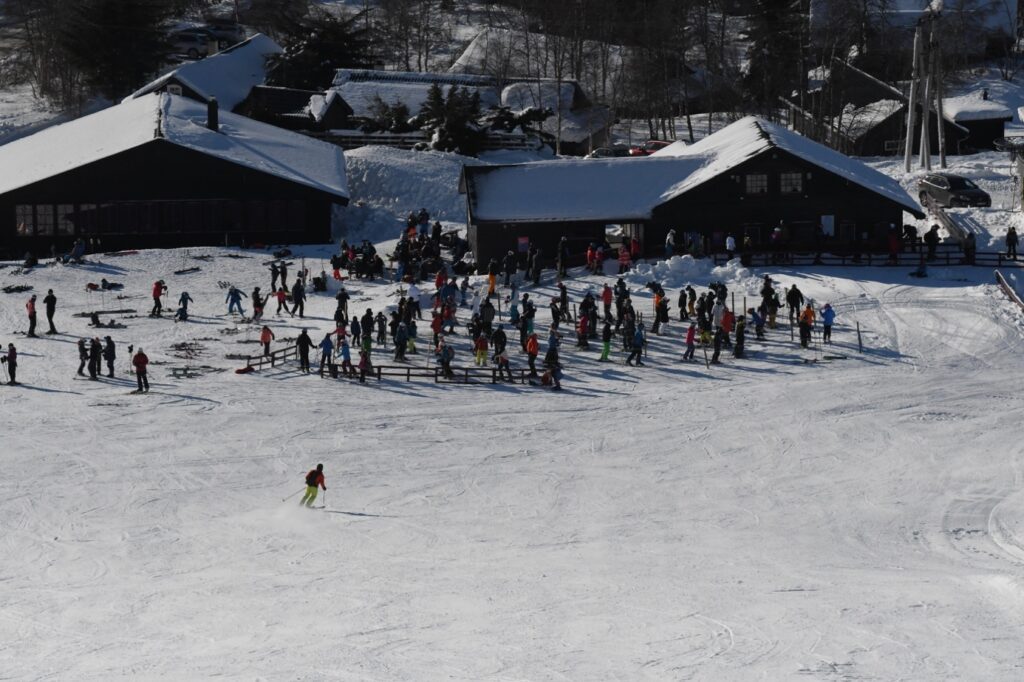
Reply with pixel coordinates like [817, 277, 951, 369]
[628, 255, 762, 294]
[346, 146, 480, 219]
[341, 145, 482, 241]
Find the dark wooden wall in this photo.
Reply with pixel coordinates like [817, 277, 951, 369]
[0, 140, 342, 255]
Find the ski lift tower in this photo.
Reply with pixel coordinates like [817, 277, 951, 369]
[994, 136, 1024, 211]
[904, 2, 946, 173]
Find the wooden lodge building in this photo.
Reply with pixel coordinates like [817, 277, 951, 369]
[0, 93, 349, 256]
[460, 116, 924, 265]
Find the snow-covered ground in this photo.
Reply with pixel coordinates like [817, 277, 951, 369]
[1, 245, 1024, 679]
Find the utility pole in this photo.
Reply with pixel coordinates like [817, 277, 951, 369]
[918, 28, 932, 170]
[934, 29, 947, 168]
[904, 26, 921, 173]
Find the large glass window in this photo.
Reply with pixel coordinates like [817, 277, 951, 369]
[57, 204, 75, 235]
[15, 205, 34, 236]
[35, 204, 55, 235]
[287, 201, 305, 232]
[780, 172, 803, 194]
[267, 200, 286, 230]
[78, 204, 97, 235]
[247, 201, 266, 231]
[745, 174, 768, 195]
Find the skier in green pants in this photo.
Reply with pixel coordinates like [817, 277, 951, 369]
[300, 464, 326, 508]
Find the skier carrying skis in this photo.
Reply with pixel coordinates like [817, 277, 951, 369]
[299, 464, 326, 508]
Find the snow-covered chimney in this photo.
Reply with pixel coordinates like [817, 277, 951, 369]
[207, 97, 219, 132]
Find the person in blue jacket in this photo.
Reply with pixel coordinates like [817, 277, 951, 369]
[338, 337, 354, 376]
[318, 333, 334, 377]
[225, 286, 246, 316]
[819, 303, 836, 344]
[626, 323, 646, 366]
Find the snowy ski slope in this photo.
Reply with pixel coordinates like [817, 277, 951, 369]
[1, 247, 1023, 679]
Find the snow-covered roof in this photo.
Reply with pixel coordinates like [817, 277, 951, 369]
[650, 141, 688, 157]
[943, 93, 1013, 122]
[331, 69, 609, 144]
[125, 34, 283, 111]
[839, 99, 903, 138]
[331, 76, 500, 120]
[466, 116, 922, 222]
[0, 93, 348, 200]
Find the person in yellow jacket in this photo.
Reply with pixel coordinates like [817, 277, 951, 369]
[798, 303, 815, 348]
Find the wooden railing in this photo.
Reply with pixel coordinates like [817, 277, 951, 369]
[711, 247, 1024, 268]
[995, 270, 1024, 312]
[243, 347, 531, 385]
[244, 344, 298, 371]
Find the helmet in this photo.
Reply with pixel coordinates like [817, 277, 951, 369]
[316, 463, 323, 471]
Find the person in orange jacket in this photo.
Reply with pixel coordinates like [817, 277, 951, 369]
[300, 464, 326, 508]
[260, 325, 275, 356]
[525, 331, 540, 377]
[798, 303, 815, 348]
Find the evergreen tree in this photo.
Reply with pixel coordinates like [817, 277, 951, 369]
[742, 0, 806, 117]
[266, 8, 376, 90]
[59, 0, 175, 101]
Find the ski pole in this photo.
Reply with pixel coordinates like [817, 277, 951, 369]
[282, 487, 304, 502]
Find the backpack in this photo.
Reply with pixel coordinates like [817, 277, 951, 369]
[305, 470, 319, 486]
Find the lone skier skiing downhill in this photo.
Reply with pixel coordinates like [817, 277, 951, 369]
[300, 464, 326, 508]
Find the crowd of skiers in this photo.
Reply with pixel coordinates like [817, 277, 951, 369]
[5, 226, 843, 392]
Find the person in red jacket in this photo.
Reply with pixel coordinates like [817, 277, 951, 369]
[300, 464, 326, 508]
[132, 347, 149, 393]
[151, 280, 167, 317]
[260, 325, 275, 356]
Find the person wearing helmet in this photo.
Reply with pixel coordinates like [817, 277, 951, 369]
[300, 464, 326, 508]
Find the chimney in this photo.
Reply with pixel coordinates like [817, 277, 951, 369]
[207, 97, 219, 132]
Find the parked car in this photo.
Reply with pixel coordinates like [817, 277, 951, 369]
[170, 29, 212, 59]
[628, 140, 672, 156]
[203, 21, 246, 49]
[585, 146, 630, 159]
[918, 173, 991, 208]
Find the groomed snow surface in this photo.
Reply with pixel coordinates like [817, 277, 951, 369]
[2, 246, 1024, 679]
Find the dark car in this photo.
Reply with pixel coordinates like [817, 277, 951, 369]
[918, 173, 991, 208]
[584, 145, 630, 159]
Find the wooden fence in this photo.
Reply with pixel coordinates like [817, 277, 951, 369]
[995, 270, 1024, 312]
[243, 345, 531, 385]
